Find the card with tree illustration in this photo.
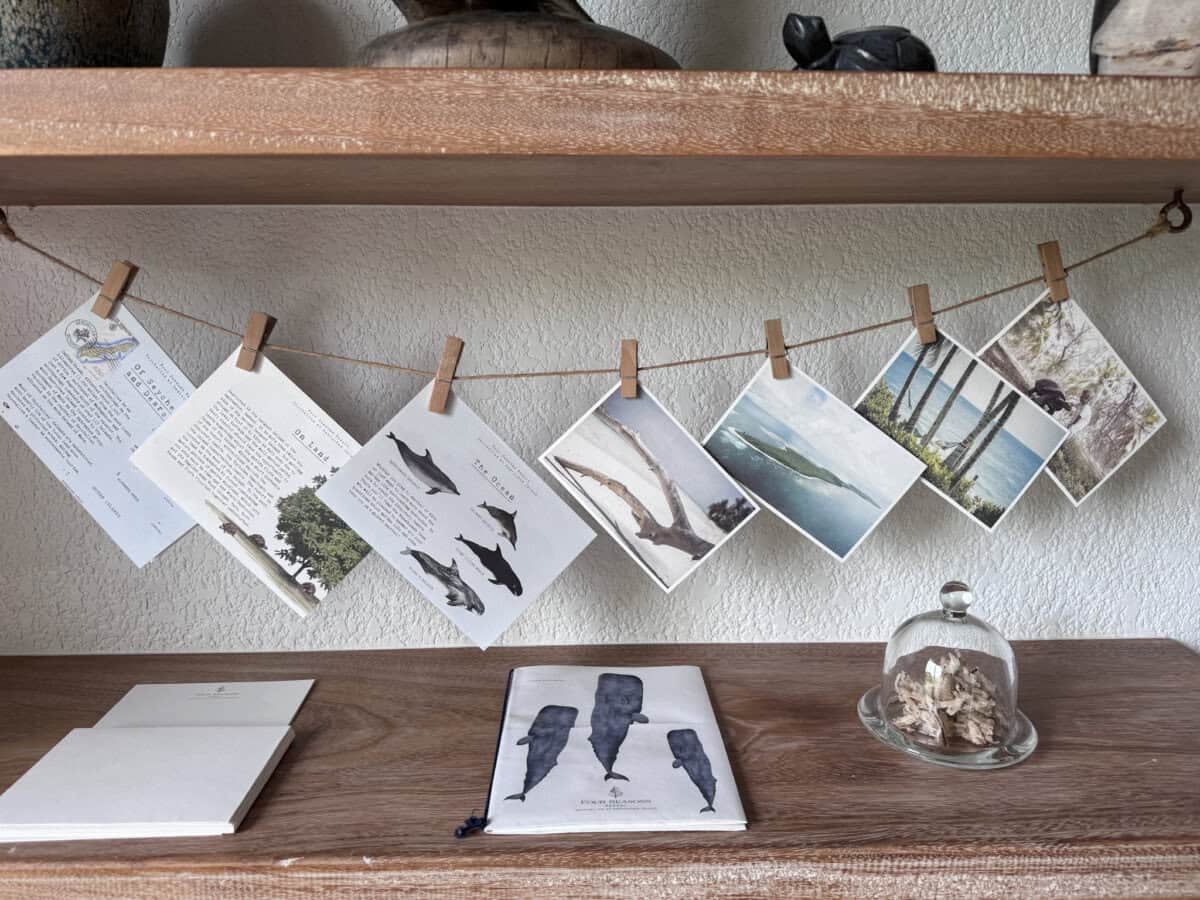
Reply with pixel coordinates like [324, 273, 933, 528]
[540, 384, 757, 592]
[856, 329, 1069, 531]
[980, 291, 1166, 505]
[318, 382, 594, 650]
[132, 350, 369, 616]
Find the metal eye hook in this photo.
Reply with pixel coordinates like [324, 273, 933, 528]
[1160, 189, 1192, 234]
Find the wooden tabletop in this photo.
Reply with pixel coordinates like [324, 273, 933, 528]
[0, 640, 1197, 898]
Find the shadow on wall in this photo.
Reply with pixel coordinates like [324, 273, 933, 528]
[173, 0, 360, 66]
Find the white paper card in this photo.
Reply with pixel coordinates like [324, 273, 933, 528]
[96, 680, 314, 728]
[0, 725, 293, 842]
[486, 665, 745, 834]
[0, 296, 194, 566]
[319, 382, 594, 650]
[132, 351, 370, 616]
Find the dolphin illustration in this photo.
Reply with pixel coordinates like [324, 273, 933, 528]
[667, 729, 717, 813]
[505, 705, 578, 802]
[401, 548, 484, 615]
[478, 502, 518, 548]
[588, 673, 648, 782]
[386, 433, 459, 495]
[455, 534, 523, 596]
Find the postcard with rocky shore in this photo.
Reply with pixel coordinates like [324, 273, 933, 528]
[540, 384, 757, 592]
[319, 382, 594, 650]
[132, 350, 370, 617]
[980, 291, 1165, 506]
[705, 362, 924, 561]
[856, 330, 1069, 532]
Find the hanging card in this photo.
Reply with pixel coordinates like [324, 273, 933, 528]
[318, 382, 594, 650]
[132, 351, 369, 616]
[0, 294, 194, 566]
[541, 384, 757, 591]
[980, 291, 1166, 505]
[705, 361, 924, 561]
[855, 329, 1068, 531]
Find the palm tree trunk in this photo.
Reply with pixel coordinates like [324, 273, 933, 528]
[950, 392, 1019, 488]
[888, 343, 931, 423]
[904, 345, 957, 434]
[921, 359, 976, 448]
[945, 381, 1006, 471]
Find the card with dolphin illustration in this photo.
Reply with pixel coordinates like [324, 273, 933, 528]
[318, 382, 594, 649]
[486, 665, 745, 834]
[540, 384, 758, 592]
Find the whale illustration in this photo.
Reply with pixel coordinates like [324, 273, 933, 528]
[505, 705, 578, 802]
[386, 433, 459, 496]
[401, 548, 484, 615]
[588, 673, 648, 782]
[667, 728, 717, 813]
[455, 534, 523, 596]
[478, 501, 518, 548]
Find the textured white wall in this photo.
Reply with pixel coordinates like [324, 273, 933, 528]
[4, 1, 1197, 654]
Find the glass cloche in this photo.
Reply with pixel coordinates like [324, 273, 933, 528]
[858, 581, 1037, 769]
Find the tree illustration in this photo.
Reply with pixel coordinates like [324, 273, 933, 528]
[554, 407, 715, 560]
[889, 342, 932, 423]
[904, 342, 957, 434]
[921, 359, 977, 448]
[275, 470, 370, 590]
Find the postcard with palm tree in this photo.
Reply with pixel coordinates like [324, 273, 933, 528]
[980, 291, 1166, 506]
[856, 330, 1068, 531]
[705, 362, 925, 561]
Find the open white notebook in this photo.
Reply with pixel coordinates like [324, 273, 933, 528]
[486, 666, 745, 834]
[0, 680, 312, 843]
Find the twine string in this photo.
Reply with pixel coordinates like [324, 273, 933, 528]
[0, 208, 1179, 383]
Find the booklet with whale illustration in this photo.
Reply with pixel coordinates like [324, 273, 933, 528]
[485, 665, 745, 834]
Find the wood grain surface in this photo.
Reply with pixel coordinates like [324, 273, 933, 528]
[0, 68, 1197, 205]
[0, 640, 1197, 897]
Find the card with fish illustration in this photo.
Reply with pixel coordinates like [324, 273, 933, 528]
[979, 289, 1166, 506]
[486, 665, 745, 834]
[132, 350, 369, 616]
[0, 293, 195, 566]
[704, 361, 924, 561]
[318, 381, 594, 650]
[855, 329, 1069, 531]
[539, 384, 758, 592]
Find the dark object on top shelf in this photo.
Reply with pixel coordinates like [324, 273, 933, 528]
[0, 0, 169, 68]
[360, 0, 679, 70]
[784, 14, 936, 72]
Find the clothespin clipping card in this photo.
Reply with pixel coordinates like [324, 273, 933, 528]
[236, 311, 276, 372]
[90, 261, 137, 318]
[764, 318, 790, 379]
[429, 336, 464, 413]
[1038, 241, 1070, 303]
[620, 339, 639, 399]
[908, 284, 937, 345]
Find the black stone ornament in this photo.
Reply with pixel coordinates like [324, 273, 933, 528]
[783, 14, 937, 72]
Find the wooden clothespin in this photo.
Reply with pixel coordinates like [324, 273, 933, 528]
[908, 284, 937, 345]
[619, 339, 639, 399]
[764, 318, 790, 379]
[428, 336, 464, 413]
[236, 311, 276, 372]
[90, 261, 137, 318]
[1038, 241, 1070, 303]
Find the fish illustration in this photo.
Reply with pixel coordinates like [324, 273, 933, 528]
[455, 534, 523, 596]
[77, 337, 139, 363]
[667, 729, 717, 813]
[505, 705, 578, 802]
[588, 673, 648, 781]
[386, 433, 459, 496]
[478, 501, 518, 548]
[401, 548, 484, 615]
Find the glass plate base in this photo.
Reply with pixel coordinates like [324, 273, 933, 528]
[857, 685, 1037, 770]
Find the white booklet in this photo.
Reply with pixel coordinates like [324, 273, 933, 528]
[486, 666, 745, 834]
[0, 680, 312, 842]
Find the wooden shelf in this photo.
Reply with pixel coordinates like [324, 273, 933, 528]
[1, 639, 1198, 897]
[0, 69, 1197, 206]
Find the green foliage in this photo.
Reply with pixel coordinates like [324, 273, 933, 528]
[275, 471, 370, 591]
[707, 497, 753, 533]
[971, 501, 1005, 528]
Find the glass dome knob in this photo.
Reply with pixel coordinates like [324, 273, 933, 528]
[939, 581, 973, 619]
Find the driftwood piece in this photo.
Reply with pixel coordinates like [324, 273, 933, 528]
[892, 650, 1004, 747]
[1092, 0, 1200, 77]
